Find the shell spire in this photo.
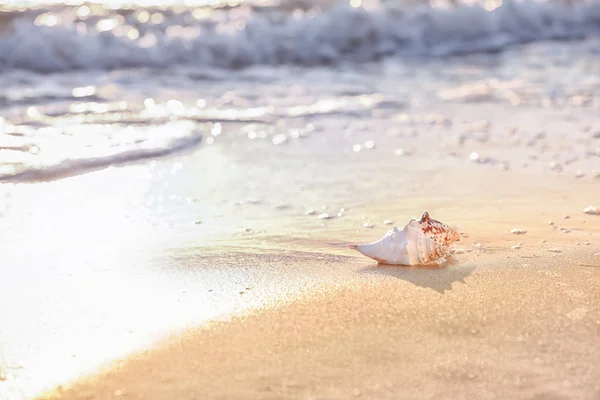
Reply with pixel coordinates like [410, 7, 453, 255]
[416, 211, 460, 246]
[348, 211, 460, 265]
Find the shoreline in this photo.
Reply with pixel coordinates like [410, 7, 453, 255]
[1, 150, 599, 399]
[1, 51, 599, 398]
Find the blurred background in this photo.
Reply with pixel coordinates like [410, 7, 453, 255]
[0, 0, 599, 183]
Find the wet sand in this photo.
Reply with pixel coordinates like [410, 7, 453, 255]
[0, 159, 591, 400]
[39, 251, 600, 400]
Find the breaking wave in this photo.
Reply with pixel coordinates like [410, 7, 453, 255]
[1, 0, 600, 72]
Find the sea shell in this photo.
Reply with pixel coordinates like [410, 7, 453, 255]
[348, 211, 460, 265]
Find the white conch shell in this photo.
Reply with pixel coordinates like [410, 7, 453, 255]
[348, 211, 460, 265]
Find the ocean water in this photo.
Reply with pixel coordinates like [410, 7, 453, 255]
[0, 0, 599, 182]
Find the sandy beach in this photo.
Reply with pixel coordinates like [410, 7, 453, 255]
[1, 1, 600, 398]
[41, 254, 600, 400]
[1, 150, 599, 399]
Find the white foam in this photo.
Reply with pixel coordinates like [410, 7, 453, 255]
[1, 0, 599, 72]
[0, 121, 202, 182]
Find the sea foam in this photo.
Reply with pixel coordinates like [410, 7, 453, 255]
[1, 0, 599, 72]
